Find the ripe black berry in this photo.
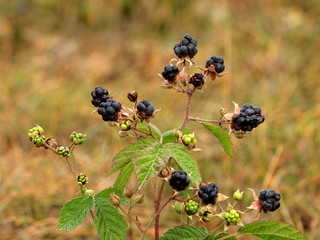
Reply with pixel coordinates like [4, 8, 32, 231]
[189, 73, 205, 88]
[232, 104, 265, 132]
[205, 56, 225, 73]
[97, 99, 122, 122]
[137, 99, 155, 117]
[91, 86, 109, 107]
[162, 65, 179, 83]
[198, 183, 218, 204]
[173, 34, 198, 58]
[169, 170, 190, 191]
[259, 189, 281, 212]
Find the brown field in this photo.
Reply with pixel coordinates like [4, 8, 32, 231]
[0, 0, 319, 239]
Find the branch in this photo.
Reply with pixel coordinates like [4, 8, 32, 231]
[180, 88, 195, 130]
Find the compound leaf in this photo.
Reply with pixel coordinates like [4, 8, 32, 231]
[165, 143, 202, 185]
[94, 195, 127, 240]
[160, 225, 209, 240]
[107, 138, 156, 175]
[133, 141, 171, 189]
[201, 123, 233, 156]
[59, 196, 93, 231]
[238, 221, 306, 240]
[136, 122, 162, 139]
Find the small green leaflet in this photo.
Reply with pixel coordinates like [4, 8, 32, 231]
[201, 123, 233, 156]
[113, 162, 134, 192]
[160, 225, 209, 240]
[94, 194, 127, 240]
[238, 221, 306, 240]
[59, 196, 93, 231]
[165, 143, 201, 185]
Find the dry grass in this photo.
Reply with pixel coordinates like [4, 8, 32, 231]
[0, 0, 319, 239]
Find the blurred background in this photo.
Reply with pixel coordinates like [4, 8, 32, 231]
[0, 0, 319, 239]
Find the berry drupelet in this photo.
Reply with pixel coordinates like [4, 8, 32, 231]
[173, 34, 198, 59]
[137, 99, 155, 117]
[259, 189, 281, 212]
[162, 65, 179, 83]
[169, 170, 190, 191]
[206, 56, 225, 73]
[189, 73, 205, 88]
[185, 200, 199, 215]
[232, 104, 265, 132]
[91, 86, 109, 107]
[198, 183, 218, 204]
[97, 99, 122, 121]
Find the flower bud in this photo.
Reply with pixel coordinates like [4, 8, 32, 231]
[36, 125, 44, 135]
[127, 91, 138, 102]
[173, 130, 182, 138]
[123, 186, 133, 198]
[158, 168, 170, 178]
[172, 201, 184, 215]
[134, 194, 144, 204]
[84, 189, 94, 196]
[233, 189, 244, 201]
[110, 193, 121, 207]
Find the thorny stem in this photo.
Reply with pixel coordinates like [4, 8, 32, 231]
[154, 180, 165, 240]
[210, 220, 227, 235]
[119, 206, 144, 233]
[180, 88, 195, 130]
[188, 117, 228, 124]
[65, 157, 77, 179]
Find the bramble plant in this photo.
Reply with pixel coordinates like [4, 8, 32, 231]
[28, 34, 305, 240]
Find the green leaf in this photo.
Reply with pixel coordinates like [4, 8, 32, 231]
[136, 122, 161, 139]
[238, 221, 306, 240]
[160, 225, 209, 240]
[165, 143, 202, 185]
[212, 232, 237, 239]
[59, 196, 93, 231]
[113, 162, 134, 192]
[201, 123, 233, 156]
[94, 196, 127, 240]
[107, 138, 157, 175]
[95, 188, 128, 206]
[133, 141, 171, 189]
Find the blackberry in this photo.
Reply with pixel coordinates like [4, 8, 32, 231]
[232, 104, 265, 132]
[169, 170, 190, 191]
[198, 183, 218, 204]
[185, 200, 199, 215]
[259, 189, 281, 212]
[77, 173, 88, 186]
[137, 99, 155, 117]
[173, 34, 198, 58]
[91, 86, 109, 107]
[189, 73, 205, 88]
[97, 99, 122, 122]
[205, 56, 225, 73]
[162, 65, 179, 83]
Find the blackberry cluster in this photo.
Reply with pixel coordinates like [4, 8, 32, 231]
[232, 104, 265, 132]
[137, 100, 154, 117]
[77, 173, 88, 186]
[173, 34, 198, 58]
[224, 209, 241, 225]
[169, 170, 190, 191]
[189, 73, 205, 88]
[185, 200, 199, 215]
[198, 183, 218, 204]
[91, 86, 109, 107]
[162, 65, 179, 83]
[97, 99, 122, 121]
[205, 56, 225, 73]
[259, 189, 281, 212]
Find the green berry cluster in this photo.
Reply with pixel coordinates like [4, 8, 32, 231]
[185, 200, 199, 215]
[224, 209, 241, 225]
[120, 120, 132, 131]
[28, 125, 45, 147]
[77, 173, 88, 185]
[182, 133, 197, 147]
[56, 146, 70, 157]
[70, 132, 86, 145]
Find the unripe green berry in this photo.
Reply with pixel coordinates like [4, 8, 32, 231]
[77, 173, 88, 185]
[84, 189, 94, 196]
[56, 146, 70, 157]
[184, 136, 192, 145]
[121, 124, 128, 131]
[185, 200, 199, 215]
[126, 120, 132, 127]
[233, 189, 244, 201]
